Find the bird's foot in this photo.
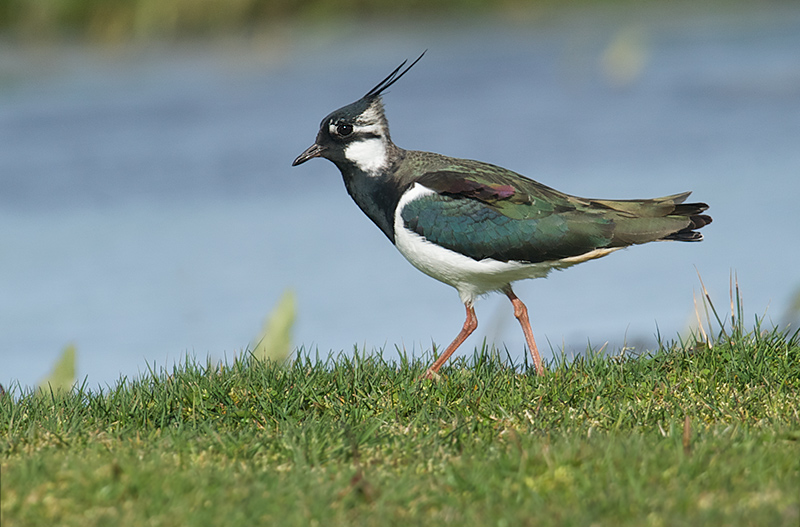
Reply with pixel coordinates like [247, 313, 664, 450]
[421, 368, 441, 381]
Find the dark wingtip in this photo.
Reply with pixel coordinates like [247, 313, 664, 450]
[673, 201, 709, 215]
[664, 206, 713, 242]
[665, 230, 704, 242]
[363, 50, 427, 100]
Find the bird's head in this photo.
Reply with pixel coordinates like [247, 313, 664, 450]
[292, 52, 425, 176]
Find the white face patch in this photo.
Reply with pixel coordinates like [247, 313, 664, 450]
[357, 104, 382, 126]
[344, 137, 387, 176]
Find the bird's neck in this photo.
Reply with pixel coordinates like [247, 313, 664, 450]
[336, 145, 408, 243]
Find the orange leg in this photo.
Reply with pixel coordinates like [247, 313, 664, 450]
[504, 287, 545, 376]
[425, 304, 477, 379]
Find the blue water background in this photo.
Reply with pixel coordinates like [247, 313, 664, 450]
[2, 5, 800, 388]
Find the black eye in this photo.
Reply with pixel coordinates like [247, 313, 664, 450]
[336, 123, 353, 137]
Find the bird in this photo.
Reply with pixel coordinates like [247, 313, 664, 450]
[292, 53, 711, 379]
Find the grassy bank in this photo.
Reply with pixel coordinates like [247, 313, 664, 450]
[2, 315, 799, 526]
[0, 0, 720, 43]
[1, 0, 551, 42]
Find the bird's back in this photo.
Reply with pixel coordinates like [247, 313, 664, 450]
[395, 149, 711, 265]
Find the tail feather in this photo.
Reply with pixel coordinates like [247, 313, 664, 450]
[664, 204, 712, 241]
[672, 201, 709, 217]
[601, 194, 712, 246]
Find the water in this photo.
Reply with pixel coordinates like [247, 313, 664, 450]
[3, 5, 800, 389]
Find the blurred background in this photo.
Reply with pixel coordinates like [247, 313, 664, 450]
[2, 0, 799, 389]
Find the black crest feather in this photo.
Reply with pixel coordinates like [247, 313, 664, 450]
[363, 51, 426, 100]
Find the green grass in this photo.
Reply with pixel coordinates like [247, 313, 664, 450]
[0, 0, 551, 42]
[2, 316, 800, 525]
[0, 0, 722, 43]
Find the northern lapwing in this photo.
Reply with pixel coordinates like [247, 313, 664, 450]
[292, 53, 711, 378]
